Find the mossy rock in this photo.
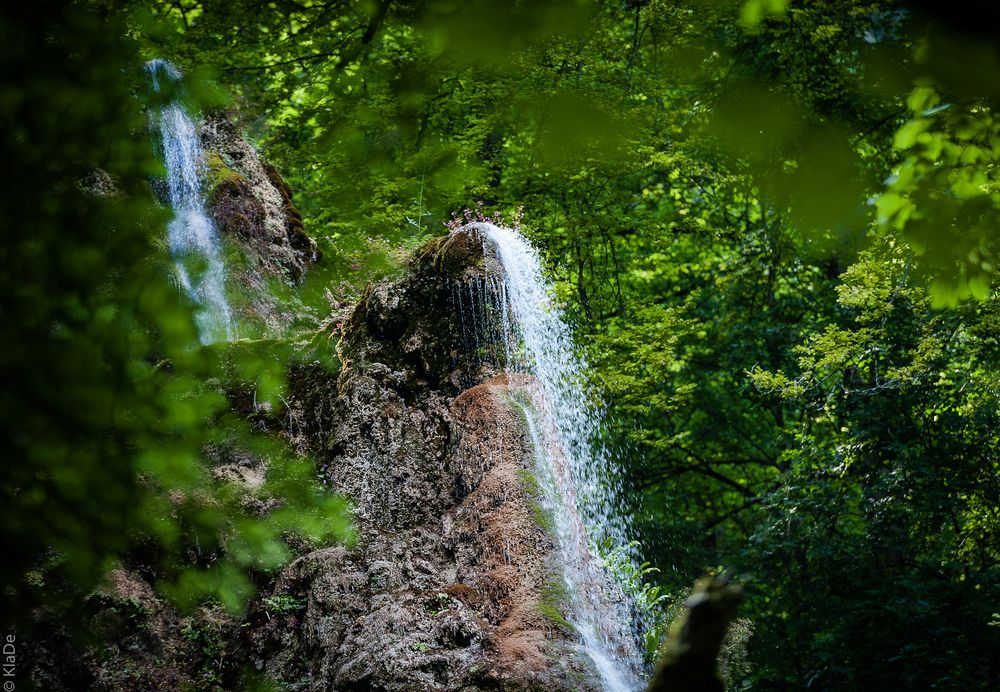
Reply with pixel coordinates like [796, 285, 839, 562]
[207, 170, 251, 207]
[264, 163, 294, 201]
[262, 163, 318, 260]
[418, 229, 486, 278]
[445, 583, 483, 609]
[205, 166, 266, 243]
[537, 601, 575, 633]
[287, 219, 314, 253]
[203, 152, 241, 189]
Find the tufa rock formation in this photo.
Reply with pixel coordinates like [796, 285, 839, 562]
[199, 111, 320, 335]
[25, 224, 604, 690]
[247, 228, 600, 689]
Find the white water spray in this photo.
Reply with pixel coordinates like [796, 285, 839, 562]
[146, 59, 234, 343]
[456, 222, 644, 690]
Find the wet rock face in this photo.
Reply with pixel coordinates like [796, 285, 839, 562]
[198, 112, 319, 334]
[253, 377, 595, 691]
[252, 232, 600, 690]
[30, 230, 597, 691]
[339, 227, 497, 396]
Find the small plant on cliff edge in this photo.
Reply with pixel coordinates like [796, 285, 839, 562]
[263, 593, 307, 615]
[595, 537, 672, 661]
[181, 619, 225, 686]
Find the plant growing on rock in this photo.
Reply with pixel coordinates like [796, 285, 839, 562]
[596, 537, 673, 661]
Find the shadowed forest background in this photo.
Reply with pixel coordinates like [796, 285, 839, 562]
[3, 0, 1000, 689]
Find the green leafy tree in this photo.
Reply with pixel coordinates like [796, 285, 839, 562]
[1, 0, 349, 633]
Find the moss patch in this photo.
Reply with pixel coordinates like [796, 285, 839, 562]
[514, 467, 556, 537]
[264, 164, 318, 260]
[538, 577, 575, 633]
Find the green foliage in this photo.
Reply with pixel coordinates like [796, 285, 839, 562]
[877, 87, 1000, 305]
[181, 617, 226, 686]
[538, 576, 575, 632]
[596, 538, 673, 662]
[263, 593, 307, 615]
[2, 0, 162, 620]
[719, 617, 755, 691]
[742, 239, 1000, 687]
[740, 0, 789, 29]
[0, 0, 350, 635]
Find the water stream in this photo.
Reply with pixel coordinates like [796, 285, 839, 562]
[146, 59, 234, 344]
[454, 222, 644, 691]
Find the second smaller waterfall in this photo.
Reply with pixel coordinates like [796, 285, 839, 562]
[147, 59, 234, 344]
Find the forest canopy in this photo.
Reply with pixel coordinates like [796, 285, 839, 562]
[2, 0, 1000, 689]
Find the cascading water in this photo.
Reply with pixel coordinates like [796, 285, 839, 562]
[453, 222, 645, 691]
[146, 59, 234, 344]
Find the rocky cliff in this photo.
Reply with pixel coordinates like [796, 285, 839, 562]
[26, 182, 602, 688]
[245, 229, 599, 690]
[200, 110, 320, 336]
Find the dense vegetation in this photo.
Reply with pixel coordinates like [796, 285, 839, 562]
[1, 0, 350, 635]
[4, 0, 999, 689]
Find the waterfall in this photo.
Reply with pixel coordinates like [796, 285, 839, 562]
[456, 222, 644, 691]
[146, 59, 234, 344]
